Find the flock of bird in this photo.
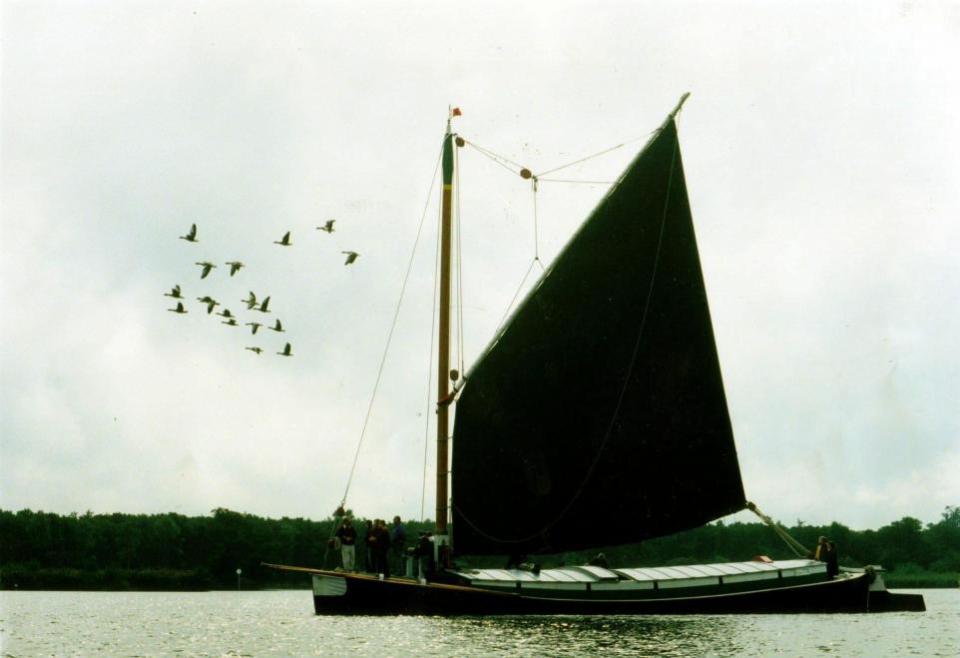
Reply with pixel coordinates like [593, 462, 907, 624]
[165, 222, 360, 357]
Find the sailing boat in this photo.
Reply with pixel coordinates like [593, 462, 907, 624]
[265, 95, 924, 614]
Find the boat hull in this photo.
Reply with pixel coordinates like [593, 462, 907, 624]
[310, 570, 876, 615]
[306, 571, 927, 615]
[262, 561, 924, 615]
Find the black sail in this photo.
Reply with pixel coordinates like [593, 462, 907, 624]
[451, 117, 746, 556]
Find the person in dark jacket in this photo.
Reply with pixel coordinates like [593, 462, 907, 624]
[334, 517, 357, 571]
[814, 536, 840, 577]
[416, 532, 434, 582]
[823, 540, 840, 577]
[390, 516, 407, 576]
[374, 519, 391, 578]
[362, 520, 375, 572]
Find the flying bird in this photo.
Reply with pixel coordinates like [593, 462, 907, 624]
[274, 231, 292, 246]
[256, 296, 271, 313]
[196, 296, 220, 314]
[222, 318, 239, 327]
[216, 308, 233, 319]
[242, 291, 257, 310]
[246, 347, 263, 355]
[316, 220, 336, 233]
[164, 285, 183, 299]
[277, 343, 293, 357]
[268, 319, 285, 333]
[168, 302, 187, 314]
[341, 251, 359, 265]
[246, 322, 262, 335]
[195, 261, 216, 279]
[179, 224, 198, 242]
[225, 261, 244, 276]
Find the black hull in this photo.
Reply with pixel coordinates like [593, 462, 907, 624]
[306, 570, 912, 615]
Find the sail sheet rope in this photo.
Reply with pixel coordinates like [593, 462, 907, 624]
[334, 140, 445, 525]
[453, 124, 683, 548]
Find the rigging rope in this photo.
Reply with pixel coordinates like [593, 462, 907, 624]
[535, 140, 636, 177]
[462, 131, 653, 335]
[538, 178, 616, 185]
[747, 501, 810, 558]
[531, 177, 541, 263]
[420, 187, 443, 523]
[336, 140, 444, 514]
[455, 142, 466, 377]
[496, 185, 549, 338]
[463, 134, 651, 181]
[464, 139, 524, 176]
[495, 258, 540, 334]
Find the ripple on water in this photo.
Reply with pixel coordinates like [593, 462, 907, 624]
[0, 589, 957, 657]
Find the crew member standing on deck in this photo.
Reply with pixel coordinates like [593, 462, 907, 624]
[813, 536, 840, 578]
[373, 519, 391, 578]
[335, 517, 357, 572]
[363, 519, 375, 572]
[824, 540, 840, 577]
[391, 516, 407, 576]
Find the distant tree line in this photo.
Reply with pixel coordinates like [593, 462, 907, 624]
[1, 506, 956, 590]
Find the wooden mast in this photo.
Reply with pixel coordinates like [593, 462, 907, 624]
[436, 115, 455, 537]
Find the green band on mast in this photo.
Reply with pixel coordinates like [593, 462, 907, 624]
[442, 132, 454, 186]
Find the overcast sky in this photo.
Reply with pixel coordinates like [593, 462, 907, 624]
[2, 0, 957, 532]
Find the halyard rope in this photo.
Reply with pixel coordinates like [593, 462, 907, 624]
[337, 140, 444, 514]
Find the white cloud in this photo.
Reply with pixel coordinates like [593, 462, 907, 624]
[2, 0, 958, 530]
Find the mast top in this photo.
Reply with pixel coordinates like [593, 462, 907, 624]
[668, 93, 690, 121]
[447, 106, 462, 134]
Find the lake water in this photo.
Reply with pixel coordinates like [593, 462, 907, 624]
[1, 589, 957, 657]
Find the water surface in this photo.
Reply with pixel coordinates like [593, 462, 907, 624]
[2, 589, 956, 657]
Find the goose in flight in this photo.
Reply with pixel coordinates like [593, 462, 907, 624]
[256, 296, 271, 313]
[180, 224, 198, 242]
[246, 321, 262, 335]
[277, 342, 293, 357]
[222, 318, 239, 327]
[168, 302, 187, 314]
[268, 319, 285, 333]
[225, 261, 245, 276]
[216, 308, 234, 319]
[246, 347, 263, 355]
[164, 285, 183, 299]
[197, 296, 220, 314]
[195, 261, 216, 279]
[242, 291, 257, 310]
[274, 231, 292, 246]
[341, 251, 359, 265]
[316, 220, 335, 233]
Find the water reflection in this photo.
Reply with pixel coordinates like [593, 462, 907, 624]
[421, 615, 740, 657]
[3, 590, 956, 657]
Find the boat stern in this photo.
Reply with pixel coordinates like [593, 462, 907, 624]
[860, 567, 926, 612]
